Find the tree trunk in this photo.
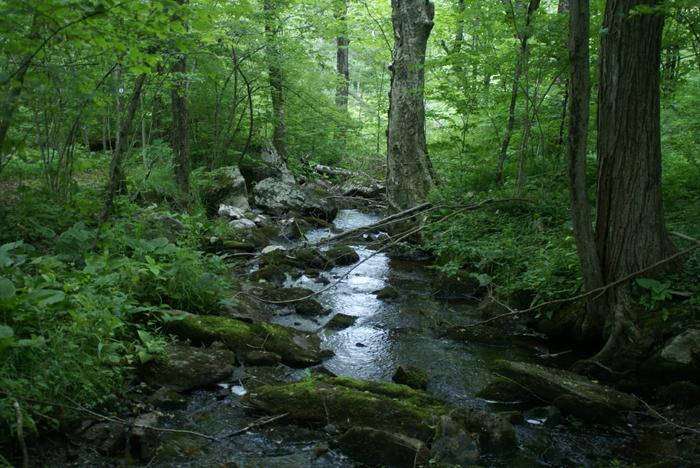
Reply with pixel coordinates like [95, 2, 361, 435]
[335, 0, 350, 112]
[386, 0, 435, 211]
[264, 0, 288, 161]
[567, 0, 604, 337]
[171, 55, 191, 199]
[555, 0, 570, 161]
[0, 60, 30, 169]
[496, 0, 540, 185]
[102, 73, 147, 222]
[593, 0, 675, 364]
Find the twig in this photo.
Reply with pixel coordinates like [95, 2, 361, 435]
[465, 233, 700, 328]
[13, 400, 29, 468]
[220, 413, 288, 438]
[635, 396, 700, 435]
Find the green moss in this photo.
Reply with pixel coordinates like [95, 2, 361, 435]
[243, 375, 448, 439]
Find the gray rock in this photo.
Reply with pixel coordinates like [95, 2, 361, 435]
[374, 286, 400, 300]
[129, 413, 160, 461]
[325, 245, 359, 266]
[229, 218, 257, 230]
[148, 387, 187, 410]
[335, 427, 430, 468]
[218, 204, 247, 219]
[253, 177, 337, 221]
[141, 343, 235, 392]
[430, 415, 480, 467]
[74, 420, 124, 455]
[658, 329, 700, 369]
[295, 298, 327, 316]
[198, 166, 250, 213]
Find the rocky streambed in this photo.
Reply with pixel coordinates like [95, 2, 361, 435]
[38, 208, 700, 467]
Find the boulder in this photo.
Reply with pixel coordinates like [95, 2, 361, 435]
[73, 420, 125, 456]
[240, 146, 295, 185]
[229, 218, 257, 230]
[147, 387, 187, 410]
[449, 406, 517, 452]
[129, 413, 160, 461]
[648, 329, 700, 380]
[242, 375, 448, 440]
[374, 286, 400, 300]
[430, 415, 480, 467]
[392, 365, 429, 390]
[493, 360, 638, 422]
[335, 427, 429, 468]
[197, 166, 250, 214]
[253, 177, 337, 221]
[336, 180, 385, 199]
[325, 245, 360, 266]
[325, 313, 357, 330]
[163, 313, 321, 368]
[140, 343, 235, 392]
[217, 204, 247, 219]
[295, 298, 327, 316]
[477, 377, 530, 403]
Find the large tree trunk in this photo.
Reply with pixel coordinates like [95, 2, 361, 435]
[386, 0, 435, 211]
[170, 0, 191, 201]
[264, 0, 288, 161]
[567, 0, 604, 337]
[592, 0, 675, 364]
[102, 73, 147, 221]
[335, 0, 349, 112]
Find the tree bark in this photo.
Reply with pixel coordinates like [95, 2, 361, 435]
[386, 0, 435, 211]
[593, 0, 675, 364]
[171, 0, 191, 201]
[567, 0, 604, 337]
[0, 59, 29, 173]
[102, 73, 147, 221]
[264, 0, 288, 161]
[335, 0, 350, 112]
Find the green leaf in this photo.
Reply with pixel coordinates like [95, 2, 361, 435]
[0, 325, 14, 340]
[636, 278, 661, 290]
[0, 277, 16, 299]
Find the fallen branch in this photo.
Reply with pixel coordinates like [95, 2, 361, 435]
[466, 231, 700, 328]
[636, 396, 700, 435]
[221, 412, 288, 438]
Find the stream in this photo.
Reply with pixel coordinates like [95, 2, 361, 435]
[43, 209, 689, 467]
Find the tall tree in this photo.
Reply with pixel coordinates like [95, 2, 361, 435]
[335, 0, 350, 112]
[386, 0, 435, 211]
[171, 0, 191, 200]
[264, 0, 288, 161]
[567, 0, 604, 337]
[583, 0, 675, 365]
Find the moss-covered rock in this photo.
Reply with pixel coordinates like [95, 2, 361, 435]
[140, 343, 235, 392]
[325, 313, 357, 330]
[163, 313, 321, 368]
[294, 298, 327, 316]
[196, 166, 250, 215]
[242, 375, 448, 439]
[493, 360, 638, 422]
[374, 286, 400, 300]
[243, 350, 282, 366]
[392, 365, 429, 390]
[325, 245, 360, 266]
[476, 377, 529, 403]
[431, 415, 480, 466]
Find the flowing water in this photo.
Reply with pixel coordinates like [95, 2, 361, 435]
[41, 209, 692, 467]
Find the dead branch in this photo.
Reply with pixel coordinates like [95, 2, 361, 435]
[467, 232, 700, 328]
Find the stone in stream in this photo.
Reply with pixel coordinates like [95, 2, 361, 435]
[430, 415, 480, 466]
[449, 407, 517, 452]
[493, 360, 639, 422]
[140, 343, 235, 392]
[163, 312, 322, 368]
[253, 177, 338, 221]
[148, 387, 187, 410]
[242, 376, 448, 440]
[294, 298, 327, 316]
[324, 245, 360, 266]
[392, 365, 429, 390]
[325, 313, 357, 330]
[255, 286, 315, 303]
[374, 286, 400, 300]
[334, 427, 430, 468]
[477, 377, 533, 404]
